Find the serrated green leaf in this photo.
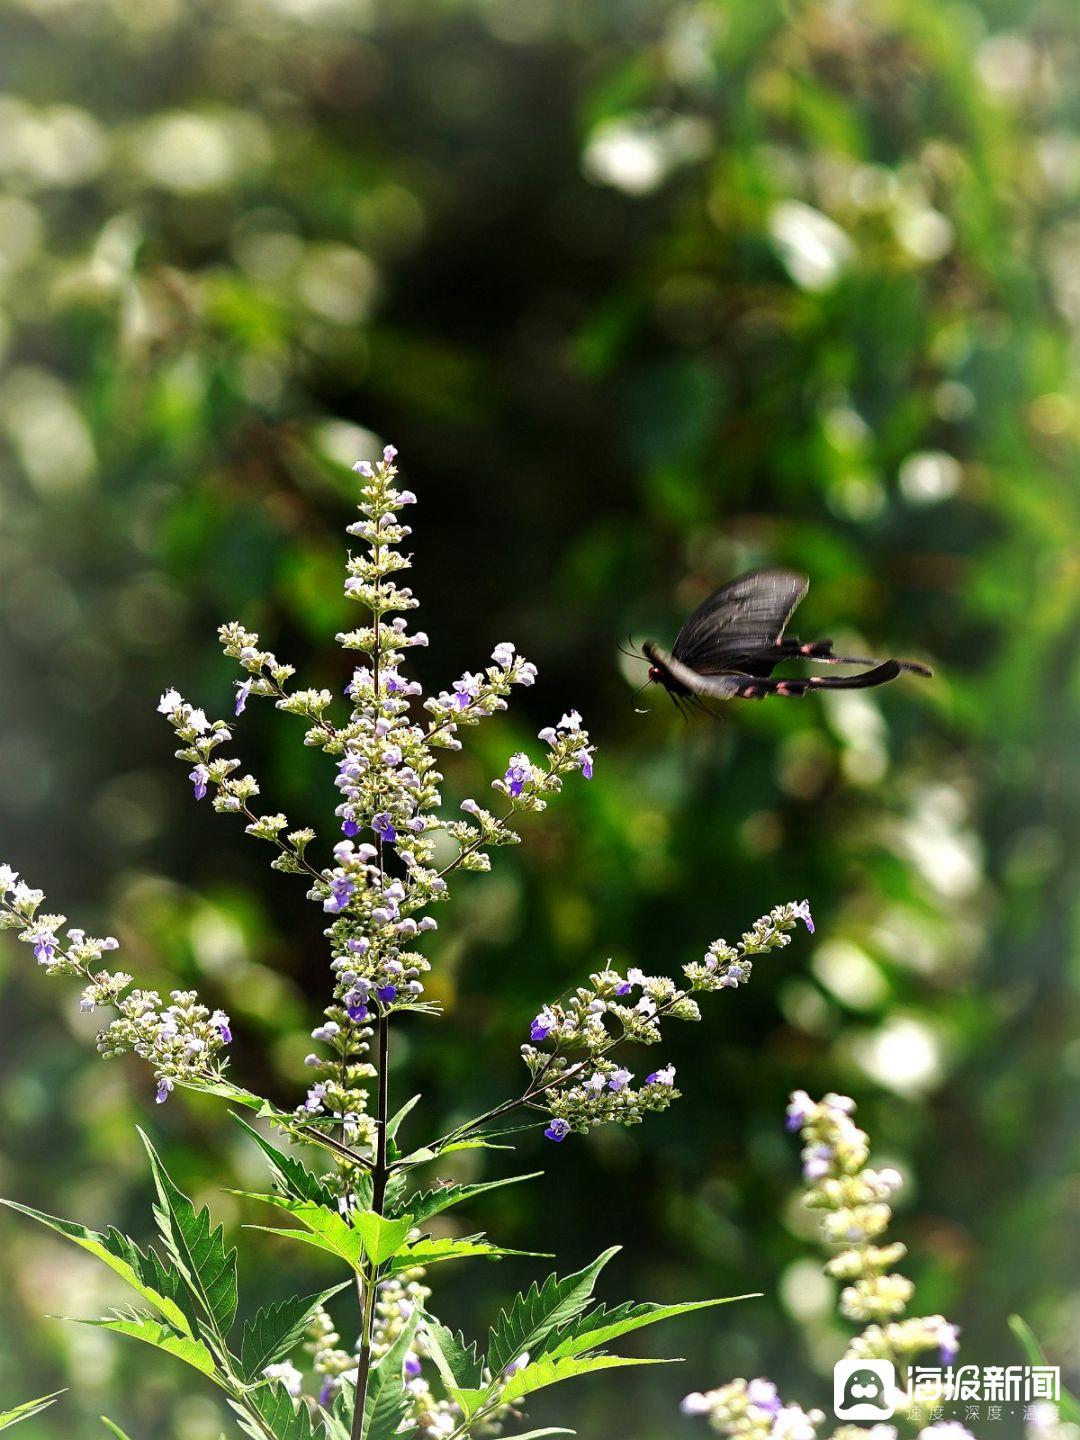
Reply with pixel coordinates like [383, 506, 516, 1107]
[242, 1195, 365, 1269]
[419, 1312, 485, 1416]
[231, 1116, 338, 1208]
[0, 1391, 65, 1430]
[363, 1308, 419, 1439]
[0, 1199, 193, 1336]
[542, 1294, 756, 1361]
[500, 1353, 674, 1405]
[77, 1316, 219, 1379]
[174, 1077, 264, 1109]
[352, 1209, 414, 1266]
[386, 1235, 545, 1277]
[229, 1381, 317, 1440]
[139, 1130, 239, 1338]
[486, 1247, 619, 1377]
[392, 1172, 541, 1225]
[240, 1282, 350, 1381]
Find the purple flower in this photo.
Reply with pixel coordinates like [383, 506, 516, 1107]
[936, 1322, 960, 1365]
[544, 1118, 571, 1142]
[33, 932, 57, 964]
[347, 1000, 370, 1023]
[404, 1353, 423, 1379]
[747, 1379, 781, 1417]
[342, 817, 359, 837]
[214, 1011, 233, 1044]
[615, 981, 632, 995]
[645, 1064, 676, 1086]
[531, 1006, 556, 1042]
[323, 876, 356, 914]
[189, 765, 209, 800]
[376, 984, 397, 1004]
[504, 753, 532, 798]
[372, 812, 397, 844]
[319, 1379, 335, 1407]
[576, 749, 593, 780]
[786, 1090, 814, 1133]
[156, 1077, 173, 1104]
[235, 679, 252, 716]
[793, 899, 814, 934]
[608, 1068, 632, 1092]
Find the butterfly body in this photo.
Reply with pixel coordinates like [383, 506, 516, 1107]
[642, 569, 931, 710]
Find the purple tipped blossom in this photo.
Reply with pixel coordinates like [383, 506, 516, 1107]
[323, 876, 356, 915]
[936, 1322, 960, 1365]
[33, 932, 58, 964]
[156, 1077, 174, 1104]
[609, 1068, 632, 1092]
[404, 1353, 423, 1379]
[576, 749, 593, 780]
[802, 1144, 833, 1181]
[531, 1006, 557, 1042]
[376, 984, 397, 1004]
[793, 898, 814, 933]
[503, 1352, 530, 1377]
[645, 1064, 676, 1086]
[372, 812, 397, 844]
[786, 1090, 815, 1133]
[235, 679, 252, 716]
[213, 1011, 233, 1045]
[747, 1379, 781, 1417]
[615, 980, 632, 996]
[342, 818, 359, 837]
[189, 765, 209, 800]
[504, 753, 532, 798]
[347, 1001, 370, 1023]
[544, 1118, 571, 1142]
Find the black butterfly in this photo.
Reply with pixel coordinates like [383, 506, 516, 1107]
[638, 569, 932, 715]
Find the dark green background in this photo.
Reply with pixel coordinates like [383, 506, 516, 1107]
[0, 0, 1077, 1436]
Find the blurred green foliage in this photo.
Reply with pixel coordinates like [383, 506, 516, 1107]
[0, 0, 1077, 1436]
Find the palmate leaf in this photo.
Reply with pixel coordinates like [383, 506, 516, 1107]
[391, 1171, 542, 1225]
[240, 1281, 351, 1382]
[486, 1247, 619, 1376]
[0, 1391, 65, 1431]
[75, 1315, 219, 1380]
[139, 1130, 238, 1338]
[540, 1294, 757, 1361]
[500, 1353, 674, 1406]
[385, 1235, 545, 1277]
[0, 1198, 194, 1336]
[229, 1381, 317, 1440]
[232, 1115, 340, 1208]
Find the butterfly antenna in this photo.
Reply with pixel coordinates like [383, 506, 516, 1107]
[617, 635, 646, 661]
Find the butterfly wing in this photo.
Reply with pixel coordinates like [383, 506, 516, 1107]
[672, 569, 809, 674]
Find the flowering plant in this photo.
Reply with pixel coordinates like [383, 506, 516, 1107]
[680, 1092, 968, 1440]
[0, 448, 813, 1440]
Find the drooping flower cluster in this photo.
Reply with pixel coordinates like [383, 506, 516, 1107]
[524, 901, 814, 1140]
[682, 1095, 969, 1439]
[0, 867, 231, 1104]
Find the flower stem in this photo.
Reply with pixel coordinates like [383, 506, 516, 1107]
[351, 1012, 390, 1440]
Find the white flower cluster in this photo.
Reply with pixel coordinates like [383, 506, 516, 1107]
[0, 867, 231, 1104]
[524, 901, 813, 1141]
[154, 446, 595, 1144]
[680, 1377, 824, 1440]
[682, 1094, 970, 1439]
[791, 1092, 959, 1356]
